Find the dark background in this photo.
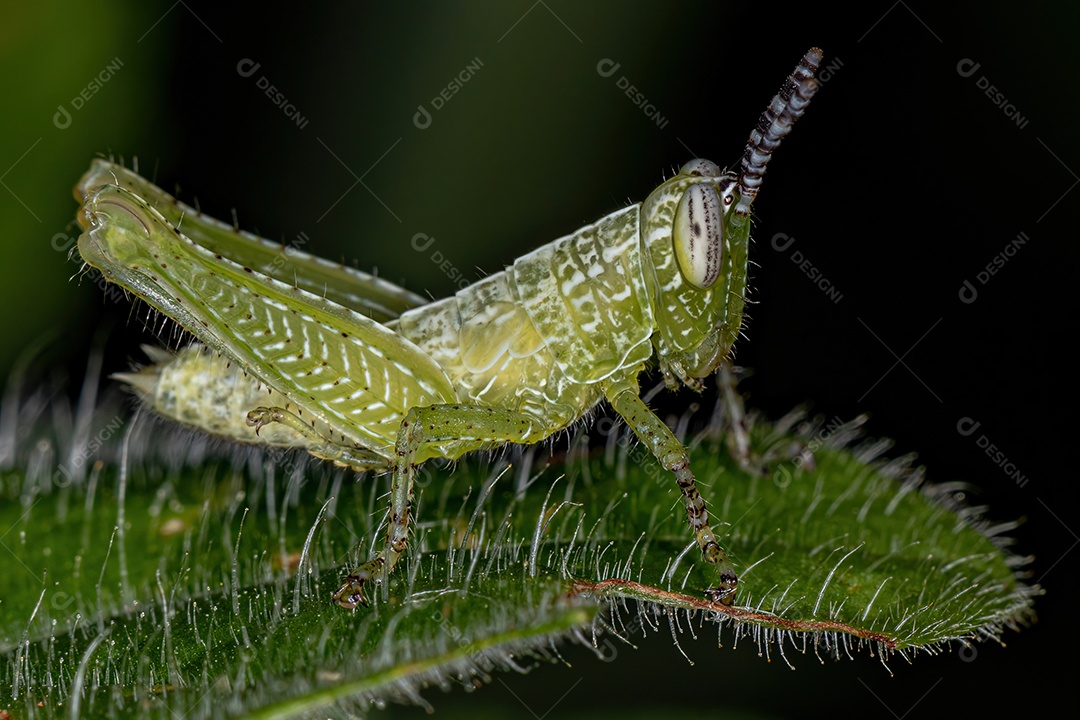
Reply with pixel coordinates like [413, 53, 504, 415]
[1, 2, 1074, 717]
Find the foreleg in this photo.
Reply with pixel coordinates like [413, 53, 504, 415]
[605, 385, 738, 604]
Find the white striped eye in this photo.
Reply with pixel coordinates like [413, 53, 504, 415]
[673, 183, 724, 289]
[678, 158, 721, 177]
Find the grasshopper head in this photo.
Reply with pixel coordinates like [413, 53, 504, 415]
[639, 160, 750, 388]
[640, 48, 822, 390]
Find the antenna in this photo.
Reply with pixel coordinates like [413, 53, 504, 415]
[736, 47, 822, 217]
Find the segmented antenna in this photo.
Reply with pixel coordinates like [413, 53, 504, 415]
[735, 47, 822, 217]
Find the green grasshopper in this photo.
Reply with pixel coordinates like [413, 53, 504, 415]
[74, 48, 822, 609]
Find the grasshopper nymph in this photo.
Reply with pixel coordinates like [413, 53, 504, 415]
[75, 49, 822, 608]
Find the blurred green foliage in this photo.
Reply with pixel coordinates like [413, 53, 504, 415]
[0, 4, 167, 375]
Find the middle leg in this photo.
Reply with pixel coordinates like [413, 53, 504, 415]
[331, 403, 547, 609]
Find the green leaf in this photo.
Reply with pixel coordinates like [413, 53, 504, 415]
[0, 377, 1035, 718]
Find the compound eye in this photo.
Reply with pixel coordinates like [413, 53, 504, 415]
[672, 183, 723, 289]
[678, 158, 721, 178]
